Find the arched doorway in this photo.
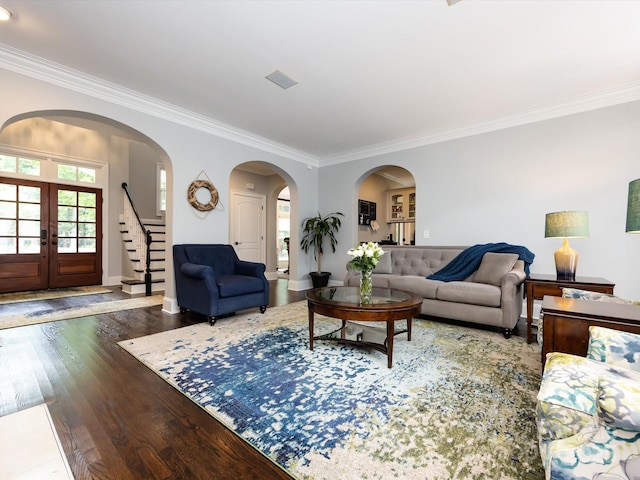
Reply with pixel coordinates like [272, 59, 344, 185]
[0, 110, 172, 293]
[229, 161, 298, 286]
[357, 166, 416, 246]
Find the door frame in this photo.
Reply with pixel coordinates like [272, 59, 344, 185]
[0, 146, 110, 286]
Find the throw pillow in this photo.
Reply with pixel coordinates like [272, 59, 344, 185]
[372, 251, 392, 274]
[598, 371, 640, 430]
[474, 253, 518, 286]
[587, 326, 640, 372]
[561, 288, 638, 305]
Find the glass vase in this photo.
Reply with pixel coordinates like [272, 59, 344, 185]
[360, 269, 373, 304]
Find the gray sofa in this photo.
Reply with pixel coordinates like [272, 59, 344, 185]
[344, 245, 527, 337]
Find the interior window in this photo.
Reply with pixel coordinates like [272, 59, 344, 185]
[57, 163, 96, 184]
[0, 155, 41, 176]
[157, 164, 166, 216]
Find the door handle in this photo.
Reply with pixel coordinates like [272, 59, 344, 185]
[51, 241, 58, 246]
[41, 229, 47, 239]
[41, 241, 47, 246]
[235, 242, 242, 245]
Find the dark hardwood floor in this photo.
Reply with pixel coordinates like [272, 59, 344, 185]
[0, 279, 529, 479]
[0, 279, 307, 480]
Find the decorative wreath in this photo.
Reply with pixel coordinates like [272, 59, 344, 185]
[187, 179, 219, 212]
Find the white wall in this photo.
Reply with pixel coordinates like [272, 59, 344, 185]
[129, 141, 163, 220]
[2, 66, 639, 304]
[320, 101, 640, 301]
[0, 68, 319, 311]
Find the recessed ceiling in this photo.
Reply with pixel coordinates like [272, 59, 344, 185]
[0, 1, 639, 166]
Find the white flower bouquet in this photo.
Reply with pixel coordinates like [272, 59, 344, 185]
[347, 242, 385, 272]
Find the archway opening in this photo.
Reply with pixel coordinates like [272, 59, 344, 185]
[229, 161, 299, 287]
[0, 110, 172, 294]
[357, 166, 416, 246]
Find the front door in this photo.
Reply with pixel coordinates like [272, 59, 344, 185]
[0, 177, 102, 293]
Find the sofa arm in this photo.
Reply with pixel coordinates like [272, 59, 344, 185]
[344, 264, 359, 286]
[503, 260, 527, 286]
[498, 265, 526, 328]
[181, 262, 214, 280]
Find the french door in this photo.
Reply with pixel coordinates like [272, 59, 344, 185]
[0, 177, 102, 293]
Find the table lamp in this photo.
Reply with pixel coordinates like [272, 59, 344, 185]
[626, 179, 640, 233]
[545, 210, 589, 281]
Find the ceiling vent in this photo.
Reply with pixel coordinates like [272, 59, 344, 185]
[265, 70, 298, 90]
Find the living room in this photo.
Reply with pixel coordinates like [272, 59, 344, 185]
[1, 1, 640, 478]
[1, 6, 639, 305]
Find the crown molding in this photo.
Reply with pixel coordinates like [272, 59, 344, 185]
[0, 44, 318, 166]
[1, 43, 639, 170]
[320, 81, 640, 166]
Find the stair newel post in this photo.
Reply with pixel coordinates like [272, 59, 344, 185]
[145, 230, 152, 296]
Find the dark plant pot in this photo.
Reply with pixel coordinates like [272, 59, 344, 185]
[309, 271, 331, 288]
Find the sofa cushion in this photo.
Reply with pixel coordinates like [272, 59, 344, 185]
[372, 251, 392, 274]
[388, 275, 441, 299]
[473, 253, 518, 286]
[216, 275, 264, 297]
[435, 281, 501, 307]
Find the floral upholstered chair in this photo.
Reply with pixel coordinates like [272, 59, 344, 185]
[537, 326, 640, 480]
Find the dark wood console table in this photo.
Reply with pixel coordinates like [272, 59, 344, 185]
[540, 295, 640, 364]
[525, 274, 615, 344]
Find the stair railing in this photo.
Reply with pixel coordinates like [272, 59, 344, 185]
[122, 182, 152, 296]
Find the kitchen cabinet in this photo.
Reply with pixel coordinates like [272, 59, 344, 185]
[387, 188, 415, 222]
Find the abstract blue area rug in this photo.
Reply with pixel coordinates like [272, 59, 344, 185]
[119, 301, 544, 479]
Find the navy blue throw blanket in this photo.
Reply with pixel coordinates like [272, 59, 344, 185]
[427, 243, 535, 282]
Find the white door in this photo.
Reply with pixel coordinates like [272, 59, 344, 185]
[230, 190, 265, 262]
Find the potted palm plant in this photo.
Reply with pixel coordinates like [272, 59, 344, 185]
[300, 211, 344, 288]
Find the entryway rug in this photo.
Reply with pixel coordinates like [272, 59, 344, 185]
[0, 295, 163, 330]
[0, 285, 111, 305]
[119, 302, 544, 480]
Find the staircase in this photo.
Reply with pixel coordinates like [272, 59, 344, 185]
[119, 218, 166, 294]
[119, 183, 166, 295]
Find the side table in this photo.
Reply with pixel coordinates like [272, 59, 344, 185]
[525, 274, 615, 344]
[540, 295, 640, 364]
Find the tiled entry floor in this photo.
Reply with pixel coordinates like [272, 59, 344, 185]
[0, 403, 73, 479]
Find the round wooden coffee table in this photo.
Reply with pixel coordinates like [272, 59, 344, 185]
[306, 286, 422, 368]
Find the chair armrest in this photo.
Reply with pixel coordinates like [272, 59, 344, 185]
[180, 262, 214, 280]
[235, 260, 266, 277]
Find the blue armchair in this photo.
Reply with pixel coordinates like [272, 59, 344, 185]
[173, 244, 269, 324]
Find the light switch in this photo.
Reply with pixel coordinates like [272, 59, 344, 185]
[423, 230, 430, 239]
